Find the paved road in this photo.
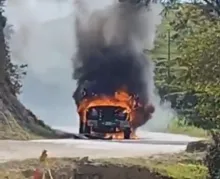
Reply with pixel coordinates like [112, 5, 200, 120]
[0, 130, 202, 163]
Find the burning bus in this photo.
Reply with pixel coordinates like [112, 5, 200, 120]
[73, 79, 155, 139]
[72, 0, 155, 139]
[74, 87, 136, 139]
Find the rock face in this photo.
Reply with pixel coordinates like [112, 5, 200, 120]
[186, 140, 210, 153]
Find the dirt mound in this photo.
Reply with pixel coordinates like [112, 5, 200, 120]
[74, 162, 170, 179]
[0, 159, 170, 179]
[49, 163, 169, 179]
[0, 153, 208, 179]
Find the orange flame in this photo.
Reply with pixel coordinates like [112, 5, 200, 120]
[104, 131, 138, 140]
[78, 90, 135, 111]
[76, 87, 155, 140]
[77, 89, 142, 139]
[78, 89, 138, 123]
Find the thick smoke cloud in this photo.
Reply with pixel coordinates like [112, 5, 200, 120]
[5, 0, 175, 133]
[73, 0, 153, 107]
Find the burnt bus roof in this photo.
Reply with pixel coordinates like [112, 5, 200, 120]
[87, 105, 127, 110]
[73, 81, 142, 107]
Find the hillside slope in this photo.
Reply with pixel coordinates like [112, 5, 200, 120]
[0, 80, 58, 140]
[0, 8, 59, 140]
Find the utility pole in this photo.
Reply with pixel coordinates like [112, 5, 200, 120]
[167, 29, 171, 83]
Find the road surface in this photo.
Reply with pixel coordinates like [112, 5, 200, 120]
[0, 130, 202, 163]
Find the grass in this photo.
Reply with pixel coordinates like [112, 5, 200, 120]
[0, 111, 37, 140]
[97, 152, 208, 179]
[153, 163, 207, 179]
[0, 110, 55, 140]
[0, 109, 59, 140]
[167, 119, 209, 138]
[0, 152, 209, 179]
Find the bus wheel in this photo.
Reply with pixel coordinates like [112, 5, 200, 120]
[124, 128, 131, 139]
[79, 121, 91, 134]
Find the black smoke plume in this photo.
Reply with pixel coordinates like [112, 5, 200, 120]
[72, 0, 153, 108]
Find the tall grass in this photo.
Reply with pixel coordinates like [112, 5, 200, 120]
[167, 118, 209, 138]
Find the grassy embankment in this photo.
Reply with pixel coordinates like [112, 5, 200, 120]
[0, 152, 208, 179]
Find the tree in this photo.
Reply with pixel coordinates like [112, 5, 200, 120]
[0, 0, 6, 85]
[154, 2, 220, 177]
[170, 4, 220, 129]
[5, 59, 28, 95]
[0, 2, 27, 95]
[152, 3, 220, 129]
[205, 131, 220, 179]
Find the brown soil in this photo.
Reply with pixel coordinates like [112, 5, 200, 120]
[0, 158, 171, 179]
[0, 151, 207, 179]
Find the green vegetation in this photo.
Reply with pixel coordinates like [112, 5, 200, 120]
[0, 111, 33, 140]
[167, 119, 208, 138]
[205, 131, 220, 179]
[151, 0, 220, 177]
[0, 110, 57, 140]
[153, 163, 207, 179]
[0, 3, 27, 96]
[0, 4, 59, 140]
[99, 152, 208, 179]
[152, 3, 220, 133]
[149, 6, 211, 138]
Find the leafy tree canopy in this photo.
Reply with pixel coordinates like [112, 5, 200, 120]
[152, 2, 220, 129]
